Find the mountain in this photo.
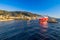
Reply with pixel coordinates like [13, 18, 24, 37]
[0, 10, 58, 22]
[0, 10, 41, 17]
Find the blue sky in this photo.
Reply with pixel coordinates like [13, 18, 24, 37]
[0, 0, 60, 18]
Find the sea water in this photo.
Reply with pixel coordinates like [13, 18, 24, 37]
[0, 19, 60, 40]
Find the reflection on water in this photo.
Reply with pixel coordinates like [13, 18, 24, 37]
[39, 21, 48, 32]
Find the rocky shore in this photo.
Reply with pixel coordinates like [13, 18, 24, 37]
[48, 17, 58, 23]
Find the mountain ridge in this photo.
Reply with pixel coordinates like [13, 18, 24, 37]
[0, 10, 57, 22]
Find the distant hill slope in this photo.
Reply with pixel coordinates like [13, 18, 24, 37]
[0, 10, 42, 17]
[0, 10, 57, 22]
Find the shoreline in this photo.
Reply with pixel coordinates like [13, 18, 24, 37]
[0, 19, 14, 21]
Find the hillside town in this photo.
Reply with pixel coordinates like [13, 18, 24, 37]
[0, 10, 40, 21]
[0, 10, 57, 22]
[0, 14, 39, 21]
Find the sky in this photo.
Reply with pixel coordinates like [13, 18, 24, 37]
[0, 0, 60, 18]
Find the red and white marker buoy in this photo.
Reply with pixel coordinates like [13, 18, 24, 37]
[39, 16, 48, 29]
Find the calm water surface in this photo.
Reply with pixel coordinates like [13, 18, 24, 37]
[0, 20, 60, 40]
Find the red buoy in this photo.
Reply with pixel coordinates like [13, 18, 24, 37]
[39, 17, 48, 29]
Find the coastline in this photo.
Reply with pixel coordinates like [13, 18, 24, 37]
[0, 19, 14, 21]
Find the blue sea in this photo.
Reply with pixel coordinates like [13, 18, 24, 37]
[0, 19, 60, 40]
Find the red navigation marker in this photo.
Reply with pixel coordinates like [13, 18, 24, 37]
[39, 16, 48, 32]
[39, 17, 48, 29]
